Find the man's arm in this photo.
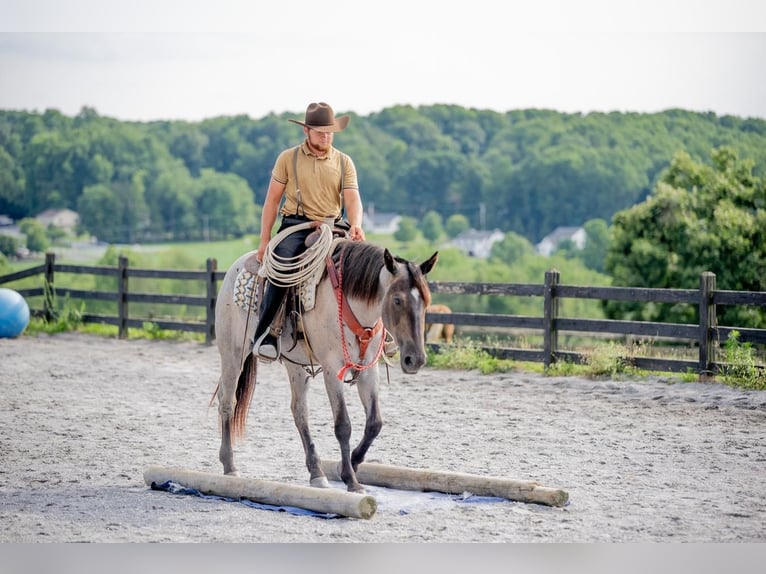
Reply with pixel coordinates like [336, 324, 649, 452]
[343, 187, 365, 241]
[256, 178, 286, 262]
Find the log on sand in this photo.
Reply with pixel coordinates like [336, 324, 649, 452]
[143, 465, 377, 519]
[320, 461, 569, 507]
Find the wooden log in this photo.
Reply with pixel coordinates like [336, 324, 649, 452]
[320, 461, 569, 507]
[143, 465, 377, 519]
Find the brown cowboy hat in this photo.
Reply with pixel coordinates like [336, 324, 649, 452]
[288, 102, 349, 132]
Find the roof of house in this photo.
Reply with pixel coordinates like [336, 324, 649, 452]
[454, 229, 504, 241]
[366, 212, 401, 226]
[37, 208, 77, 217]
[540, 226, 583, 244]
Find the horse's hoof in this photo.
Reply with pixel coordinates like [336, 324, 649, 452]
[310, 476, 331, 488]
[225, 470, 240, 477]
[349, 485, 366, 494]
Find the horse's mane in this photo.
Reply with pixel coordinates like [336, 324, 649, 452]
[331, 240, 431, 306]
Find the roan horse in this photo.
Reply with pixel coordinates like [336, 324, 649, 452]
[213, 233, 438, 493]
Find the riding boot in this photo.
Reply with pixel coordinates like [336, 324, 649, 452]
[252, 283, 287, 362]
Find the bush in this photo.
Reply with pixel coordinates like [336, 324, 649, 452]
[722, 331, 766, 390]
[0, 234, 19, 257]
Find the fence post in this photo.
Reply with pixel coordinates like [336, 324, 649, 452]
[118, 255, 129, 339]
[543, 269, 560, 369]
[698, 271, 716, 380]
[44, 252, 55, 322]
[205, 258, 218, 345]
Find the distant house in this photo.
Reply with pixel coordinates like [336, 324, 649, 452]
[451, 229, 505, 259]
[536, 226, 586, 256]
[36, 209, 80, 233]
[0, 214, 13, 227]
[363, 208, 402, 235]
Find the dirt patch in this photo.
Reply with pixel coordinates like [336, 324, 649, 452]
[1, 333, 765, 542]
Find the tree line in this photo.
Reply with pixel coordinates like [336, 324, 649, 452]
[2, 105, 766, 245]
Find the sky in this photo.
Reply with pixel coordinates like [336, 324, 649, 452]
[1, 0, 765, 122]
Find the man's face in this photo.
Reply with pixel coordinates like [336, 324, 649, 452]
[306, 128, 333, 154]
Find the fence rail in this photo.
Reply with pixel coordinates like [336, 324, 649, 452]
[2, 253, 765, 376]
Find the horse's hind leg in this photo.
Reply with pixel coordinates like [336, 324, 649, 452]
[351, 370, 383, 470]
[285, 364, 329, 488]
[217, 359, 242, 476]
[217, 338, 256, 476]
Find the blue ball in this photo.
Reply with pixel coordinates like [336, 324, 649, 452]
[0, 288, 30, 338]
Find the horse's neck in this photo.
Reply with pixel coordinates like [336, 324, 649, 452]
[344, 265, 392, 327]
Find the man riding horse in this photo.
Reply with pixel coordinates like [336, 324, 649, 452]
[251, 102, 365, 361]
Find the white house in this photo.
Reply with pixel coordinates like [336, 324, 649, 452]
[536, 226, 586, 256]
[36, 209, 80, 233]
[450, 229, 505, 259]
[362, 208, 402, 235]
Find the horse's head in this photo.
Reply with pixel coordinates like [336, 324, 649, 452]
[381, 250, 439, 374]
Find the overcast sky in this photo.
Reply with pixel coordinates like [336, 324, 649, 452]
[1, 1, 765, 122]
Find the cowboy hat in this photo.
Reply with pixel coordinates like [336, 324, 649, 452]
[288, 102, 349, 132]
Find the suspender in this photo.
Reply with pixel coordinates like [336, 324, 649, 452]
[292, 145, 346, 218]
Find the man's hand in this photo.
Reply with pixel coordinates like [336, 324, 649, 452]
[256, 242, 267, 264]
[349, 225, 365, 241]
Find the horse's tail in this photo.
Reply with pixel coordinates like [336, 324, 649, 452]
[231, 354, 257, 442]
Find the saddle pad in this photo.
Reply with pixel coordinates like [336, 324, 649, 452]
[233, 269, 257, 312]
[298, 266, 324, 312]
[234, 267, 322, 314]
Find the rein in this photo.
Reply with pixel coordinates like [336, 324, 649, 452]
[325, 249, 385, 381]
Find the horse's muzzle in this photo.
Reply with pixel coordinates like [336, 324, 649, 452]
[399, 348, 426, 374]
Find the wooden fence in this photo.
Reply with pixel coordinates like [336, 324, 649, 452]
[2, 253, 219, 343]
[2, 253, 765, 376]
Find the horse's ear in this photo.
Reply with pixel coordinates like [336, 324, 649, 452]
[420, 252, 438, 275]
[383, 249, 398, 274]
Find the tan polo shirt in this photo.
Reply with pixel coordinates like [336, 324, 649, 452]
[272, 141, 358, 220]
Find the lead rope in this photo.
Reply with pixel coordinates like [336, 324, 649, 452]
[333, 251, 386, 382]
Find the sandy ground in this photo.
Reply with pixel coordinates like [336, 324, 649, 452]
[1, 332, 765, 543]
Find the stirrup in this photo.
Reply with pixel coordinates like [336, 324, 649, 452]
[253, 331, 280, 363]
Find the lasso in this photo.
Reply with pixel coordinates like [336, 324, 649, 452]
[259, 222, 334, 286]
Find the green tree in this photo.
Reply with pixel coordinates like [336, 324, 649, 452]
[77, 184, 123, 243]
[19, 218, 49, 252]
[581, 218, 610, 272]
[445, 214, 470, 238]
[421, 210, 444, 243]
[554, 238, 580, 260]
[0, 147, 26, 217]
[46, 224, 69, 244]
[393, 216, 419, 243]
[144, 161, 198, 240]
[0, 234, 19, 257]
[489, 231, 535, 264]
[605, 147, 766, 327]
[195, 169, 257, 239]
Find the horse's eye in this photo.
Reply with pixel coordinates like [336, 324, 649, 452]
[393, 295, 403, 307]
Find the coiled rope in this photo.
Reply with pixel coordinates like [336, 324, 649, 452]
[259, 221, 334, 287]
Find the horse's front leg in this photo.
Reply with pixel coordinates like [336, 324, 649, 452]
[323, 372, 365, 493]
[285, 364, 329, 488]
[351, 367, 383, 470]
